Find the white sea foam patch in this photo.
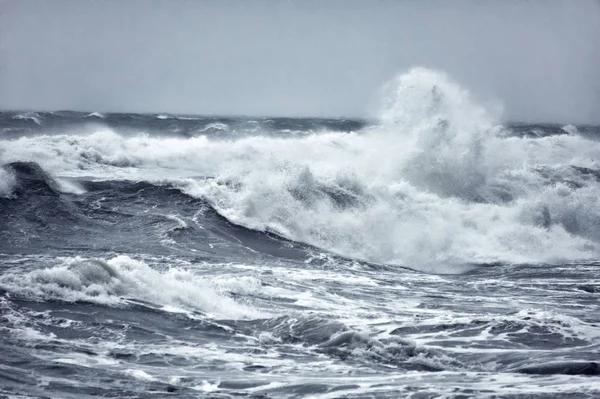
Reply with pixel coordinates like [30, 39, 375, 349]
[0, 256, 262, 319]
[54, 178, 86, 195]
[2, 67, 600, 269]
[0, 167, 16, 198]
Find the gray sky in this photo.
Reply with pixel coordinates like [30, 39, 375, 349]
[1, 0, 599, 123]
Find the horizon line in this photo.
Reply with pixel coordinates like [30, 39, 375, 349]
[0, 108, 598, 127]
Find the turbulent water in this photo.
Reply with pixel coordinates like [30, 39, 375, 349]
[1, 68, 599, 398]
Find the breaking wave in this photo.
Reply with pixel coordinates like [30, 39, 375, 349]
[1, 68, 600, 270]
[12, 112, 43, 125]
[0, 256, 261, 319]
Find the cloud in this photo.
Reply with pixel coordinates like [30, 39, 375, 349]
[1, 0, 599, 123]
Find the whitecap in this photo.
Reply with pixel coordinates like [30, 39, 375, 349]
[12, 112, 42, 125]
[85, 112, 105, 119]
[0, 256, 264, 319]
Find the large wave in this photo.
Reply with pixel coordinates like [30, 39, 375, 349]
[2, 68, 599, 270]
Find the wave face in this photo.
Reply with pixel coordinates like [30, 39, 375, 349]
[1, 68, 600, 398]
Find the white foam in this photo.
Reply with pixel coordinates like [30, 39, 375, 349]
[0, 256, 263, 319]
[123, 369, 156, 381]
[0, 168, 16, 197]
[85, 112, 105, 119]
[562, 124, 579, 135]
[54, 178, 86, 195]
[1, 68, 599, 270]
[163, 214, 188, 230]
[199, 122, 229, 133]
[13, 112, 42, 125]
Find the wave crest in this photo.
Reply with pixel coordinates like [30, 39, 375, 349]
[0, 256, 262, 319]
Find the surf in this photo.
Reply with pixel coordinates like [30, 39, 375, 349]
[1, 68, 600, 271]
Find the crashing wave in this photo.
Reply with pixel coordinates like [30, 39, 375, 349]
[12, 112, 43, 125]
[1, 68, 599, 270]
[0, 256, 262, 319]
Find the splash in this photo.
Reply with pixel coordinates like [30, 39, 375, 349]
[1, 68, 599, 270]
[0, 167, 16, 198]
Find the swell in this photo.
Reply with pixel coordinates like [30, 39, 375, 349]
[0, 162, 312, 262]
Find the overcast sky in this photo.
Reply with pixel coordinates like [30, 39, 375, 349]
[1, 0, 599, 123]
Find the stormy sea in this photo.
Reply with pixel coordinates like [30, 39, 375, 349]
[1, 69, 599, 398]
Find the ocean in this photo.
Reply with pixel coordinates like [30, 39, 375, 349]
[1, 69, 599, 398]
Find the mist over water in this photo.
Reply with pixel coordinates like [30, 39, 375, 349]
[1, 0, 600, 123]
